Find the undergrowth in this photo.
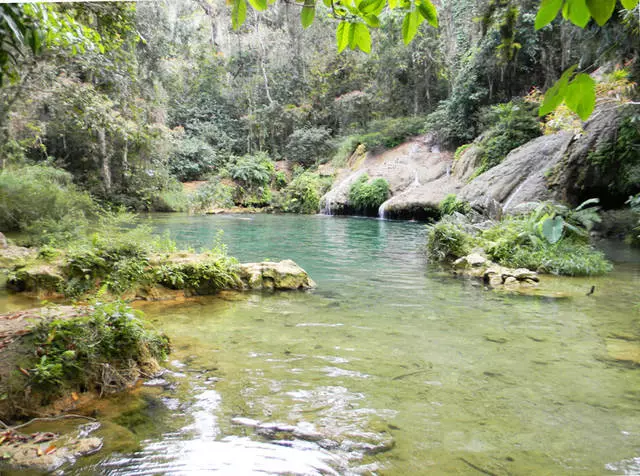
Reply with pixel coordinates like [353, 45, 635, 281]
[28, 301, 170, 398]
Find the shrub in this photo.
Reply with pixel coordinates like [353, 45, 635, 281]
[425, 218, 473, 262]
[229, 152, 275, 189]
[169, 137, 218, 181]
[0, 165, 96, 234]
[28, 301, 169, 396]
[285, 126, 333, 166]
[189, 180, 235, 213]
[472, 100, 542, 176]
[481, 201, 611, 276]
[439, 194, 471, 216]
[281, 171, 332, 214]
[627, 193, 640, 246]
[356, 116, 426, 151]
[348, 174, 389, 215]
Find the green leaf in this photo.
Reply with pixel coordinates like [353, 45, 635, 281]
[358, 0, 385, 14]
[542, 216, 564, 244]
[389, 0, 398, 8]
[248, 0, 267, 11]
[353, 22, 371, 52]
[336, 21, 350, 53]
[232, 0, 247, 30]
[564, 0, 591, 27]
[301, 3, 315, 28]
[539, 65, 577, 116]
[417, 0, 438, 28]
[535, 0, 563, 29]
[586, 0, 615, 25]
[621, 0, 639, 9]
[363, 14, 381, 27]
[348, 20, 358, 49]
[402, 10, 422, 45]
[564, 73, 596, 121]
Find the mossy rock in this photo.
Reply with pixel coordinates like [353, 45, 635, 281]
[237, 260, 316, 290]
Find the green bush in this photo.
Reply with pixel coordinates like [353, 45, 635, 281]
[439, 194, 471, 216]
[357, 116, 426, 151]
[169, 137, 218, 181]
[481, 202, 611, 276]
[229, 152, 275, 189]
[0, 165, 96, 234]
[348, 174, 389, 214]
[29, 301, 169, 395]
[281, 171, 333, 214]
[285, 126, 333, 166]
[425, 218, 473, 262]
[473, 100, 541, 176]
[189, 180, 235, 213]
[627, 193, 640, 246]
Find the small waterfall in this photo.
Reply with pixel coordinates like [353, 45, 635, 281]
[320, 198, 333, 215]
[378, 200, 390, 219]
[378, 170, 420, 220]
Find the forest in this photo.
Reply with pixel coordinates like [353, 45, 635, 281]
[1, 0, 640, 473]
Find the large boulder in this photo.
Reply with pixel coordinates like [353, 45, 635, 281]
[458, 132, 573, 218]
[237, 260, 316, 290]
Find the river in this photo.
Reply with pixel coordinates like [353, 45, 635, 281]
[3, 213, 640, 474]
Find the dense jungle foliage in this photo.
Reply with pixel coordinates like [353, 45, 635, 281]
[0, 0, 638, 218]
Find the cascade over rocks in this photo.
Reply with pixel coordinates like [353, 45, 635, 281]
[320, 105, 631, 220]
[321, 135, 461, 219]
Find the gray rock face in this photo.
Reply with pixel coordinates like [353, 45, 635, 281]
[0, 232, 7, 249]
[320, 135, 461, 219]
[458, 132, 574, 218]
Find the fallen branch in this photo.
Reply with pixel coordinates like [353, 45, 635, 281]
[0, 414, 97, 432]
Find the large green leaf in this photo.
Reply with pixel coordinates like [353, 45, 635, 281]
[301, 1, 315, 28]
[539, 65, 577, 116]
[563, 0, 591, 27]
[564, 73, 596, 121]
[231, 0, 247, 30]
[417, 0, 438, 28]
[535, 0, 563, 29]
[542, 216, 564, 244]
[358, 0, 385, 15]
[586, 0, 615, 25]
[247, 0, 267, 11]
[621, 0, 639, 8]
[363, 14, 381, 27]
[352, 22, 371, 52]
[401, 10, 422, 45]
[336, 21, 350, 53]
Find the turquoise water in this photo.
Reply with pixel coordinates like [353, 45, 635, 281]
[6, 213, 640, 474]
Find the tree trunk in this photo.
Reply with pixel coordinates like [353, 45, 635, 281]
[98, 127, 112, 194]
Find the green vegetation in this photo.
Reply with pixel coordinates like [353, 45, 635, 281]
[189, 180, 235, 213]
[587, 112, 640, 197]
[439, 194, 471, 216]
[0, 165, 96, 235]
[280, 171, 333, 214]
[285, 127, 334, 166]
[472, 100, 542, 177]
[627, 193, 640, 245]
[348, 174, 389, 215]
[27, 301, 169, 397]
[426, 201, 612, 276]
[425, 218, 472, 263]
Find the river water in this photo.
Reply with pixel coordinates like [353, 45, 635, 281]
[3, 213, 640, 474]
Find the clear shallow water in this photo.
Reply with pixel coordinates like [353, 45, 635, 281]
[4, 213, 640, 475]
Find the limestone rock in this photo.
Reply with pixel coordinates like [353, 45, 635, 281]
[453, 253, 487, 269]
[237, 260, 316, 290]
[6, 263, 65, 296]
[458, 133, 573, 218]
[0, 232, 7, 248]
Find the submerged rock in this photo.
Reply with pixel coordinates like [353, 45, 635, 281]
[452, 253, 539, 291]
